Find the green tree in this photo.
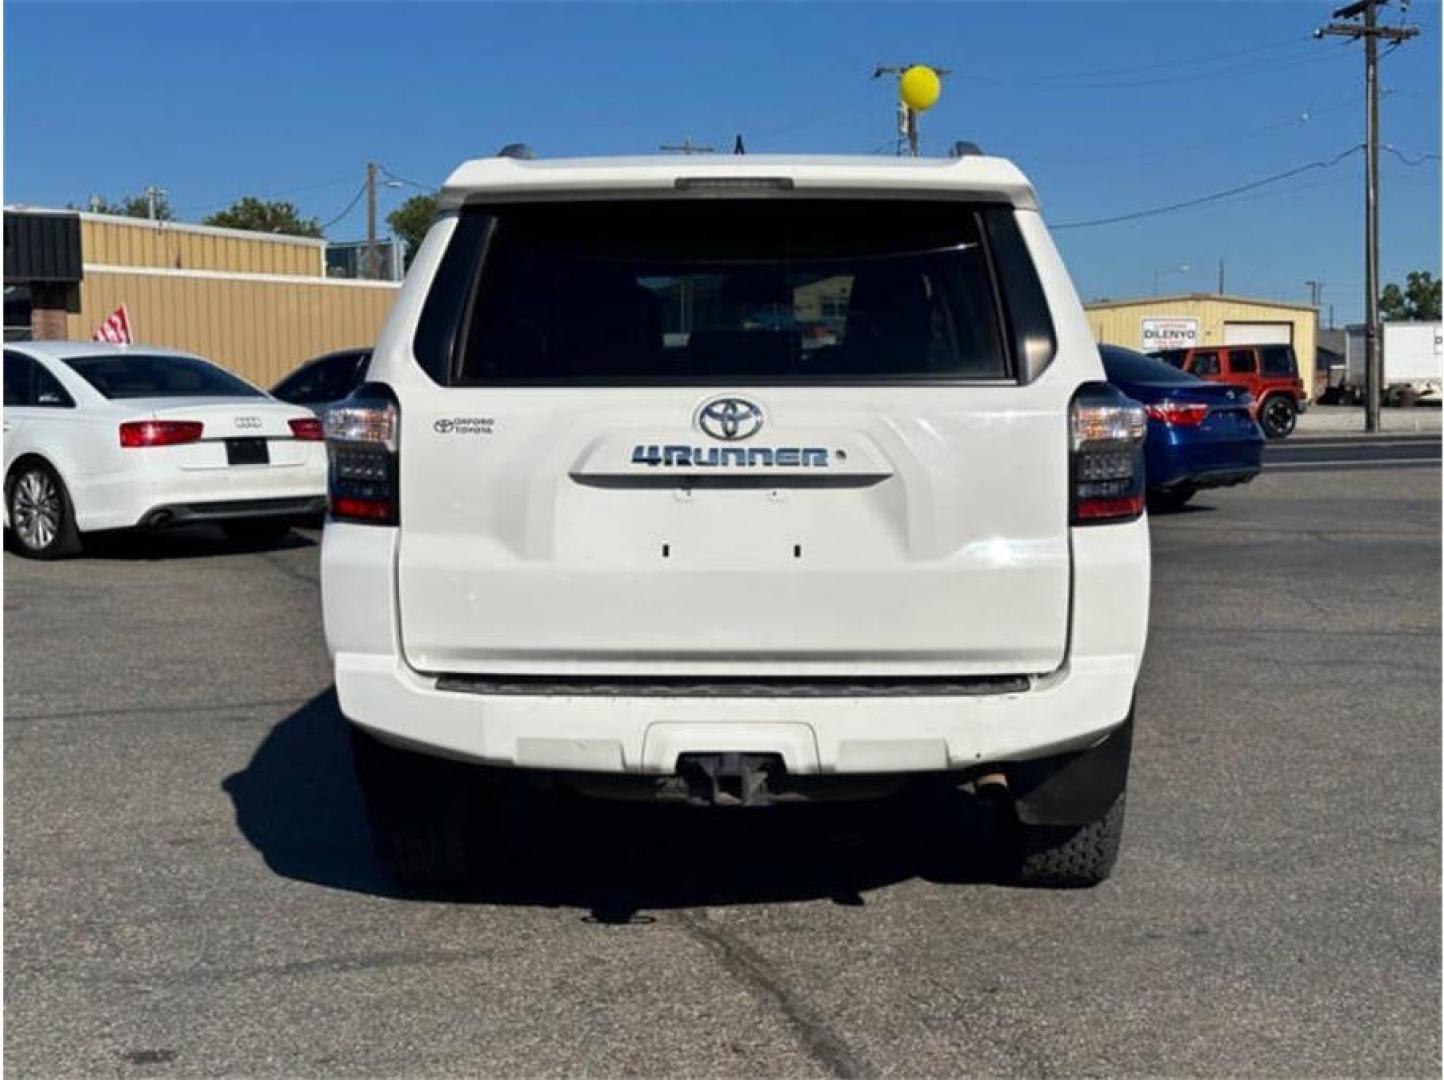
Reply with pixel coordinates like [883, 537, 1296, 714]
[1380, 270, 1442, 321]
[73, 191, 173, 221]
[386, 193, 437, 268]
[203, 196, 322, 238]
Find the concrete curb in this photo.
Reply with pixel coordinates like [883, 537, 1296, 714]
[1296, 405, 1442, 435]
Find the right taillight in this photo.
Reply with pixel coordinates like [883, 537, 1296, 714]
[324, 384, 399, 525]
[1070, 383, 1147, 525]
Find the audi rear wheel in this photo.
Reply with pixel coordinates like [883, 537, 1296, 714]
[7, 461, 81, 559]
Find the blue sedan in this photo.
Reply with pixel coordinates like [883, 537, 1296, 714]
[1100, 345, 1264, 511]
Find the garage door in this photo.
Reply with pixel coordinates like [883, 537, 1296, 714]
[1224, 321, 1292, 346]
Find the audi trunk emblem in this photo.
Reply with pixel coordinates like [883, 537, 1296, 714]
[697, 397, 764, 441]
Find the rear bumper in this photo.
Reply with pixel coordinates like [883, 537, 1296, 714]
[139, 495, 327, 529]
[323, 517, 1149, 776]
[69, 446, 327, 532]
[334, 649, 1138, 775]
[1146, 432, 1263, 492]
[1154, 466, 1260, 493]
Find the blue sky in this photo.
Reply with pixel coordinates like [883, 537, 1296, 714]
[5, 1, 1439, 322]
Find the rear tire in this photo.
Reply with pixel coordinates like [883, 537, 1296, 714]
[1011, 792, 1126, 888]
[1147, 484, 1195, 513]
[6, 460, 82, 559]
[1259, 394, 1297, 439]
[222, 519, 292, 548]
[349, 725, 503, 889]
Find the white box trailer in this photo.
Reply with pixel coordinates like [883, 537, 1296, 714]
[1340, 321, 1443, 403]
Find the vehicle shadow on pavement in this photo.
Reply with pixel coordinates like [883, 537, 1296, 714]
[223, 689, 1012, 920]
[56, 524, 317, 561]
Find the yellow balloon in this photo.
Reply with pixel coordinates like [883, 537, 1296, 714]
[899, 65, 941, 112]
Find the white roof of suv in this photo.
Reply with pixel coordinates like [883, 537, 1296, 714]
[438, 153, 1039, 212]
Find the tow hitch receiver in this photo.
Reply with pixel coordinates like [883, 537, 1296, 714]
[672, 752, 786, 806]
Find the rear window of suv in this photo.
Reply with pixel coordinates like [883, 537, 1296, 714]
[417, 200, 1051, 385]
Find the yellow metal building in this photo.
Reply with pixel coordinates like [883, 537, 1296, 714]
[9, 210, 399, 388]
[1084, 294, 1319, 398]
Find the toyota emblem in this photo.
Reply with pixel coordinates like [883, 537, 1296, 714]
[696, 397, 764, 441]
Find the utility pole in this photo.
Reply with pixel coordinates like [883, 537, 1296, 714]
[364, 162, 378, 281]
[142, 185, 167, 221]
[1318, 0, 1419, 431]
[660, 138, 715, 155]
[1305, 279, 1325, 309]
[1218, 259, 1226, 295]
[873, 64, 950, 155]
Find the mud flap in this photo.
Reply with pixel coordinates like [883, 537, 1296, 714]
[1007, 706, 1134, 827]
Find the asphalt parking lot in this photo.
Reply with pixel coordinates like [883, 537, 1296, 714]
[5, 443, 1440, 1077]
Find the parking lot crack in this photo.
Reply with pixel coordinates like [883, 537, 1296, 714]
[673, 910, 874, 1078]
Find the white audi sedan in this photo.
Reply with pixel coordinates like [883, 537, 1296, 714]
[3, 342, 327, 558]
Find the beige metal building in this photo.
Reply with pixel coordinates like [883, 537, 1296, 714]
[6, 208, 400, 388]
[1084, 294, 1320, 398]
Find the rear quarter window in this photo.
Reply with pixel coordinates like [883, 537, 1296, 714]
[1260, 345, 1297, 376]
[415, 199, 1054, 386]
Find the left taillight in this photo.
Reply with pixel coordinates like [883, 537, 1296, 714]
[324, 385, 399, 525]
[119, 420, 204, 448]
[1070, 383, 1147, 525]
[288, 416, 325, 441]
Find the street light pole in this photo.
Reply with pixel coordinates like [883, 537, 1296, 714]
[1153, 264, 1190, 297]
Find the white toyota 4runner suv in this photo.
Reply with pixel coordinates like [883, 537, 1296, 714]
[322, 151, 1149, 889]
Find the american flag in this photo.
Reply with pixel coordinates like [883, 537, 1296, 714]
[92, 304, 133, 345]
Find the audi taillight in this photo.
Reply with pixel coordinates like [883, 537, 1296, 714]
[288, 416, 324, 441]
[119, 420, 204, 448]
[324, 385, 399, 525]
[1070, 383, 1147, 525]
[1144, 401, 1210, 427]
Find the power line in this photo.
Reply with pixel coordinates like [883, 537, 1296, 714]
[319, 181, 368, 232]
[745, 85, 882, 145]
[1381, 145, 1442, 166]
[1052, 144, 1365, 230]
[173, 175, 357, 214]
[1026, 93, 1363, 165]
[951, 39, 1344, 91]
[950, 34, 1312, 85]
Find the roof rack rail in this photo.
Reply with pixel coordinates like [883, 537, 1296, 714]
[497, 143, 536, 160]
[948, 141, 983, 158]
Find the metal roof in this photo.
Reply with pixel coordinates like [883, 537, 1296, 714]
[1083, 292, 1319, 313]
